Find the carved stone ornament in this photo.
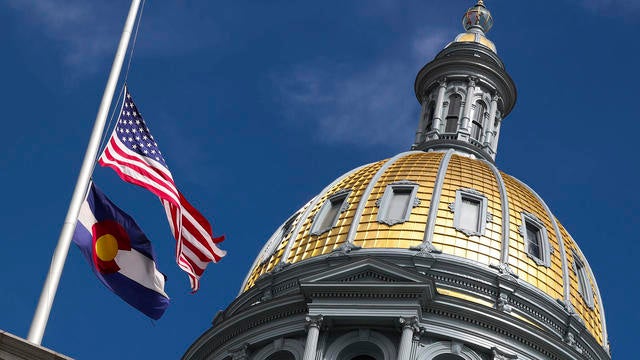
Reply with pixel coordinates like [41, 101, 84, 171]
[496, 293, 512, 313]
[564, 331, 583, 354]
[272, 261, 289, 273]
[451, 341, 463, 354]
[557, 298, 575, 314]
[230, 344, 250, 360]
[491, 347, 518, 360]
[410, 242, 443, 256]
[260, 288, 273, 302]
[398, 316, 420, 332]
[305, 315, 324, 329]
[330, 242, 362, 256]
[490, 262, 519, 279]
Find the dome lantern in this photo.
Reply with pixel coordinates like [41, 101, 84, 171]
[412, 0, 516, 162]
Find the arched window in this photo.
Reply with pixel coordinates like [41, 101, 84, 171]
[351, 356, 376, 360]
[265, 351, 296, 360]
[338, 342, 384, 360]
[425, 101, 436, 133]
[433, 355, 465, 360]
[471, 100, 485, 141]
[445, 94, 462, 133]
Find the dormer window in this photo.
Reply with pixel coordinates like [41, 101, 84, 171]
[445, 94, 462, 133]
[376, 181, 420, 226]
[471, 100, 486, 141]
[449, 189, 489, 236]
[520, 212, 552, 267]
[259, 212, 299, 264]
[573, 253, 595, 308]
[311, 190, 350, 235]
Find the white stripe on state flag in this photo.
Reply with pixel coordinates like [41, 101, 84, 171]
[76, 190, 169, 298]
[115, 248, 169, 298]
[78, 200, 97, 230]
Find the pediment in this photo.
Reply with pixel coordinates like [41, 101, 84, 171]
[299, 257, 428, 285]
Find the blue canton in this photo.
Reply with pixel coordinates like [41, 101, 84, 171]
[116, 90, 169, 168]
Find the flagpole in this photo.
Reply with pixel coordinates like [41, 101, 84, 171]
[28, 0, 142, 345]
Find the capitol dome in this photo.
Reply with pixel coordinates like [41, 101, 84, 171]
[184, 2, 609, 360]
[242, 150, 606, 345]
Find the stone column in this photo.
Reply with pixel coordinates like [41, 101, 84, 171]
[303, 315, 323, 360]
[459, 77, 476, 137]
[414, 97, 429, 146]
[483, 95, 499, 148]
[397, 317, 419, 360]
[492, 112, 502, 151]
[429, 78, 447, 139]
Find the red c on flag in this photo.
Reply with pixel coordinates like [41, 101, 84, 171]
[91, 220, 132, 274]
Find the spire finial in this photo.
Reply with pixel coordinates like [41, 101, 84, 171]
[463, 0, 493, 34]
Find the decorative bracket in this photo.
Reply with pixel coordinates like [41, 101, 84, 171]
[411, 242, 442, 257]
[330, 242, 362, 256]
[496, 293, 512, 313]
[491, 347, 518, 360]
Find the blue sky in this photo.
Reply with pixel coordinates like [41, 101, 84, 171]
[1, 0, 638, 358]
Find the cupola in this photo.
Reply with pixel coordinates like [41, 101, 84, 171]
[412, 0, 516, 161]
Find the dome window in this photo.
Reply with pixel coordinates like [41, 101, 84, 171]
[573, 252, 595, 308]
[376, 181, 420, 226]
[259, 212, 299, 264]
[519, 212, 552, 267]
[450, 188, 490, 236]
[445, 94, 462, 133]
[311, 190, 351, 235]
[425, 101, 436, 133]
[470, 100, 486, 141]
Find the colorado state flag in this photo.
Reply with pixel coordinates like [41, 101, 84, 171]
[72, 183, 169, 319]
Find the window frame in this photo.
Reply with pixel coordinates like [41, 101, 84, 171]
[444, 93, 463, 133]
[259, 212, 299, 264]
[376, 181, 420, 226]
[449, 188, 490, 236]
[519, 212, 552, 267]
[425, 101, 436, 133]
[470, 100, 486, 141]
[572, 252, 595, 308]
[310, 190, 351, 235]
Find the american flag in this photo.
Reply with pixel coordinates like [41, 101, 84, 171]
[99, 86, 226, 292]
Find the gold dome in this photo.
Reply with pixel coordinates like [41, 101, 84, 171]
[243, 151, 605, 345]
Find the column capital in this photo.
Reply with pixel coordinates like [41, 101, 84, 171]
[438, 77, 448, 87]
[466, 76, 478, 87]
[230, 344, 250, 360]
[305, 315, 323, 330]
[491, 347, 518, 360]
[398, 316, 420, 331]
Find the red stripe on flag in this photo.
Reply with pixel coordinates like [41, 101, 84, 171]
[98, 86, 226, 292]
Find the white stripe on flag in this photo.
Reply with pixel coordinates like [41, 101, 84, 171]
[78, 200, 97, 230]
[115, 248, 169, 298]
